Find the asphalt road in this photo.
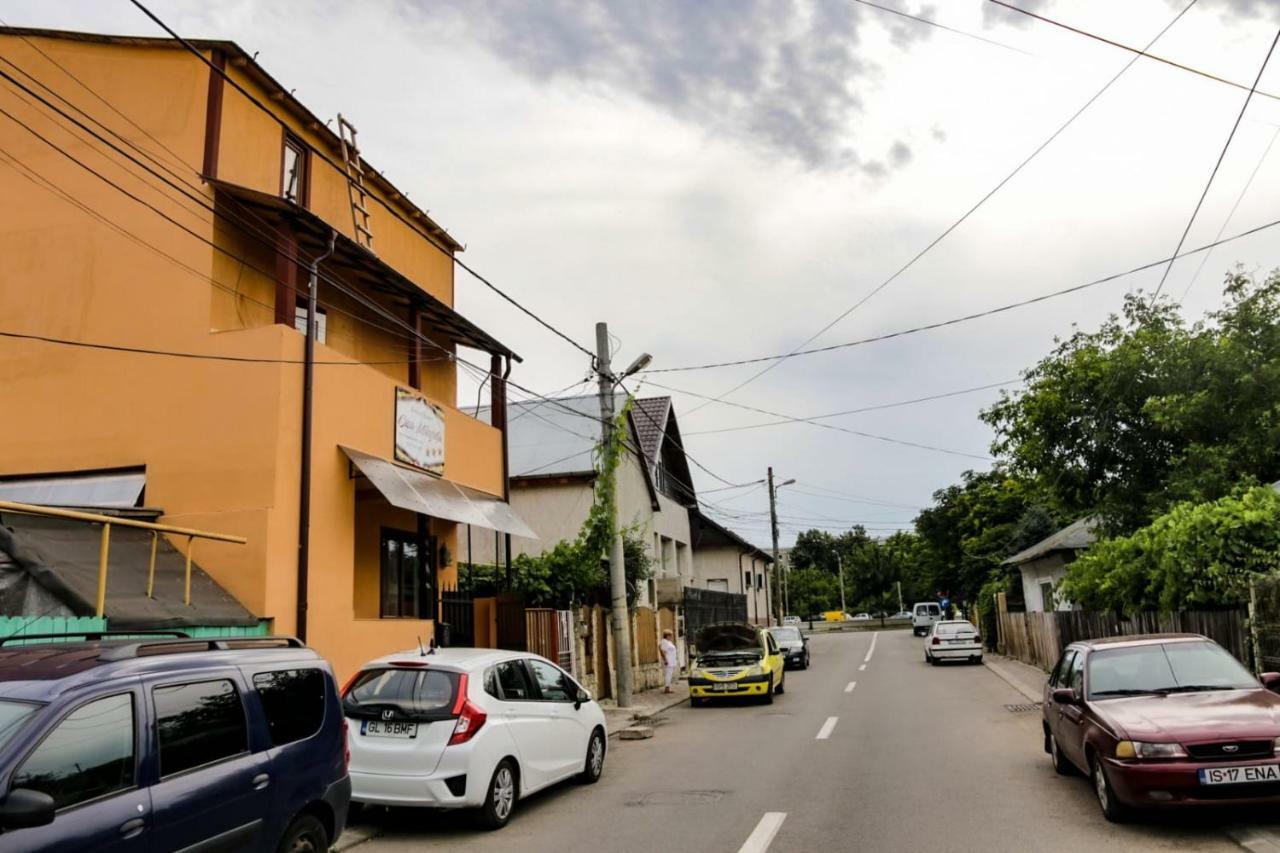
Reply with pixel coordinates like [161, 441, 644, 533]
[352, 629, 1240, 852]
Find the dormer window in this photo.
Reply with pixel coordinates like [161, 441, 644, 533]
[282, 133, 309, 206]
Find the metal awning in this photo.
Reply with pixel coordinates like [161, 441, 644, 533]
[340, 446, 536, 539]
[0, 470, 145, 508]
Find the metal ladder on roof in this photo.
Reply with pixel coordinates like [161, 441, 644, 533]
[336, 113, 374, 253]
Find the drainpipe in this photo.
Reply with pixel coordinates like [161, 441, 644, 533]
[295, 230, 337, 643]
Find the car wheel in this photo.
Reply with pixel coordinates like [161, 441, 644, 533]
[579, 729, 606, 784]
[1090, 754, 1129, 822]
[1049, 734, 1075, 776]
[776, 675, 786, 695]
[276, 814, 328, 853]
[478, 759, 518, 830]
[763, 678, 775, 705]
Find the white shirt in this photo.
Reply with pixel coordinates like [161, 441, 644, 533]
[659, 638, 678, 667]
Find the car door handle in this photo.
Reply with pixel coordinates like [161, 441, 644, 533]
[252, 773, 271, 790]
[119, 818, 145, 838]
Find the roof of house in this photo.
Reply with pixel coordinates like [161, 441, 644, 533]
[1003, 516, 1098, 567]
[690, 509, 773, 563]
[473, 395, 603, 479]
[631, 398, 671, 466]
[0, 512, 259, 628]
[0, 26, 463, 251]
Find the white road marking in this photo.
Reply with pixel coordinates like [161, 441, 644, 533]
[859, 664, 867, 671]
[816, 716, 838, 740]
[844, 681, 856, 693]
[864, 631, 879, 663]
[738, 812, 787, 853]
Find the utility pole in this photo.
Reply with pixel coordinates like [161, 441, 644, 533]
[766, 469, 795, 625]
[837, 553, 847, 616]
[593, 323, 652, 708]
[897, 580, 904, 613]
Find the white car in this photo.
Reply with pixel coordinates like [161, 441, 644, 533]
[852, 612, 872, 621]
[911, 602, 943, 636]
[924, 620, 983, 665]
[344, 647, 607, 829]
[782, 615, 801, 625]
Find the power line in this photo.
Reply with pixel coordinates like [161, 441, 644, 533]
[125, 0, 596, 361]
[987, 0, 1280, 104]
[680, 0, 1198, 416]
[642, 212, 1280, 374]
[682, 379, 1021, 436]
[852, 0, 1030, 55]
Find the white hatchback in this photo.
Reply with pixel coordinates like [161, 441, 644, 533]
[344, 648, 607, 829]
[924, 620, 983, 665]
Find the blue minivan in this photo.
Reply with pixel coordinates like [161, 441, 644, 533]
[0, 632, 351, 852]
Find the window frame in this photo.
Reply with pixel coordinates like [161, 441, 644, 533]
[379, 527, 427, 619]
[1067, 650, 1086, 693]
[11, 691, 139, 813]
[1049, 649, 1075, 688]
[251, 667, 328, 748]
[491, 659, 537, 702]
[152, 677, 251, 780]
[280, 131, 310, 207]
[522, 658, 577, 704]
[293, 299, 327, 345]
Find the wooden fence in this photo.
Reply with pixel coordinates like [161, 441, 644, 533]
[998, 607, 1251, 671]
[635, 607, 658, 665]
[525, 608, 558, 661]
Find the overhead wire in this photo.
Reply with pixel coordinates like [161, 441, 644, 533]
[678, 0, 1199, 416]
[851, 0, 1030, 55]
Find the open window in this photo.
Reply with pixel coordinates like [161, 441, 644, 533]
[281, 133, 310, 207]
[293, 298, 327, 344]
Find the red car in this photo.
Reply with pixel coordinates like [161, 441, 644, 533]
[1042, 633, 1280, 821]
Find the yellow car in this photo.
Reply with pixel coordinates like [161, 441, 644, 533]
[688, 623, 786, 706]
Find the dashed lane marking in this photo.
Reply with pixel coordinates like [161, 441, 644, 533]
[864, 631, 879, 663]
[859, 664, 867, 672]
[816, 716, 838, 740]
[738, 812, 787, 853]
[844, 681, 856, 693]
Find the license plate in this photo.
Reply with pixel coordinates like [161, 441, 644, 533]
[361, 719, 418, 739]
[947, 639, 970, 644]
[711, 682, 738, 692]
[1199, 763, 1280, 785]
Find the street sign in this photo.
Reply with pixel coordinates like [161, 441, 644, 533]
[939, 597, 951, 610]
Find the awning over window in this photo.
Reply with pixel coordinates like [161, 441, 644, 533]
[0, 471, 145, 508]
[340, 446, 537, 540]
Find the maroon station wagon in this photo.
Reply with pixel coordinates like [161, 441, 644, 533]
[1042, 634, 1280, 821]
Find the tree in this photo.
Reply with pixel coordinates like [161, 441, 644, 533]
[983, 272, 1280, 533]
[1059, 484, 1280, 611]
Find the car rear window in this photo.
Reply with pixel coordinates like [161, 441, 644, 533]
[916, 604, 940, 616]
[937, 623, 977, 635]
[343, 667, 462, 720]
[770, 627, 802, 641]
[253, 669, 326, 746]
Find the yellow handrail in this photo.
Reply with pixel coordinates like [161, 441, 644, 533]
[0, 500, 247, 616]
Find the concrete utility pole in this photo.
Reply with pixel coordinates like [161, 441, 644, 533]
[594, 323, 652, 708]
[837, 553, 847, 616]
[767, 468, 795, 625]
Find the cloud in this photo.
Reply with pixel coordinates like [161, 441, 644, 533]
[888, 139, 913, 167]
[931, 124, 947, 142]
[403, 0, 932, 172]
[1179, 0, 1280, 19]
[981, 0, 1049, 28]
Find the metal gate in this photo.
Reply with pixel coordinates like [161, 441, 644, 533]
[495, 593, 527, 652]
[439, 586, 474, 648]
[556, 610, 574, 671]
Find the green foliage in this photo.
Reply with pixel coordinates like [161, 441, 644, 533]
[786, 567, 841, 617]
[1060, 485, 1280, 611]
[983, 272, 1280, 532]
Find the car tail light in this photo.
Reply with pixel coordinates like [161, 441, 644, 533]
[340, 671, 360, 698]
[973, 634, 981, 644]
[449, 700, 487, 746]
[931, 636, 940, 645]
[341, 718, 350, 770]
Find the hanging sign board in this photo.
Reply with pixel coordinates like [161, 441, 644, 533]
[394, 388, 445, 473]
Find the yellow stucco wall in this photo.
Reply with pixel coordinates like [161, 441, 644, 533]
[0, 33, 501, 681]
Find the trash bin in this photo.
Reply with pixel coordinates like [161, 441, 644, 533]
[436, 622, 451, 648]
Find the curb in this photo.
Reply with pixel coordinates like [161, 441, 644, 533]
[1228, 827, 1280, 853]
[606, 692, 689, 740]
[333, 824, 380, 852]
[981, 657, 1042, 703]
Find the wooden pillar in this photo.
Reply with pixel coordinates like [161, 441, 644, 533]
[273, 225, 300, 326]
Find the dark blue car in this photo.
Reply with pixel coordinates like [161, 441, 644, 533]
[0, 633, 351, 853]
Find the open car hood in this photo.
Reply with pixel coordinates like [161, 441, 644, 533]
[696, 623, 760, 652]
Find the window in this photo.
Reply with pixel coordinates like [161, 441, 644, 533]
[765, 634, 779, 655]
[525, 659, 574, 702]
[293, 300, 327, 345]
[483, 667, 500, 700]
[1086, 641, 1256, 699]
[1049, 650, 1076, 688]
[1067, 652, 1085, 693]
[154, 680, 248, 777]
[253, 669, 325, 746]
[707, 578, 729, 592]
[14, 693, 135, 810]
[281, 133, 309, 205]
[1039, 581, 1054, 611]
[0, 700, 40, 752]
[344, 668, 460, 717]
[380, 529, 425, 618]
[937, 622, 977, 636]
[744, 571, 752, 589]
[757, 572, 764, 590]
[494, 660, 533, 700]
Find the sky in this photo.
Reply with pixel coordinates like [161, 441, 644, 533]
[6, 0, 1280, 547]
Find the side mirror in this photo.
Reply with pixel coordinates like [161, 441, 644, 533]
[0, 789, 55, 830]
[1260, 672, 1280, 691]
[1051, 687, 1078, 706]
[574, 687, 590, 709]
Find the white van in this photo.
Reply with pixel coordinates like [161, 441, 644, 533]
[911, 602, 943, 636]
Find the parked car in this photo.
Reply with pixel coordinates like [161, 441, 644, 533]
[767, 625, 810, 670]
[0, 631, 350, 853]
[852, 613, 872, 621]
[1042, 634, 1280, 821]
[689, 623, 786, 706]
[782, 615, 801, 626]
[911, 602, 943, 636]
[924, 620, 982, 665]
[345, 647, 605, 830]
[890, 611, 913, 620]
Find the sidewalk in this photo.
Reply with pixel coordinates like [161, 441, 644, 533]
[983, 652, 1046, 703]
[599, 679, 689, 737]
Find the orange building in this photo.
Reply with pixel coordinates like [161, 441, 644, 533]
[0, 27, 531, 679]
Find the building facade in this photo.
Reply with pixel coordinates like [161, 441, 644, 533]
[0, 28, 527, 678]
[1005, 517, 1097, 613]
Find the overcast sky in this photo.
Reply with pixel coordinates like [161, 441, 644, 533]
[8, 0, 1280, 547]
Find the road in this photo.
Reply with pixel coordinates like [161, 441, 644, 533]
[351, 629, 1240, 852]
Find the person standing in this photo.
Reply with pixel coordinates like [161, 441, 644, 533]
[659, 630, 678, 694]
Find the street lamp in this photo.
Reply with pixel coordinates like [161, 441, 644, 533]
[767, 472, 796, 625]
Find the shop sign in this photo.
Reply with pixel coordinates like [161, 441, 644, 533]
[394, 388, 445, 473]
